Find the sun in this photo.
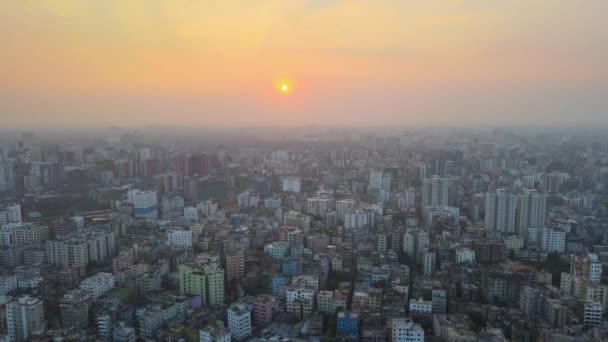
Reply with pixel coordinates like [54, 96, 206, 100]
[281, 84, 288, 92]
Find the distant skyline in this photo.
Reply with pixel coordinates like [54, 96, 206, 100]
[1, 1, 607, 128]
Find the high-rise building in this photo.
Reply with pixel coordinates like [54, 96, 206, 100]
[128, 189, 158, 219]
[0, 203, 21, 226]
[46, 230, 115, 267]
[6, 295, 45, 341]
[432, 289, 447, 314]
[225, 248, 245, 283]
[179, 262, 225, 308]
[369, 171, 391, 192]
[485, 189, 517, 233]
[421, 176, 450, 207]
[59, 289, 90, 330]
[541, 227, 566, 253]
[0, 161, 15, 194]
[571, 253, 602, 284]
[281, 176, 301, 193]
[253, 295, 278, 326]
[336, 199, 355, 222]
[423, 251, 435, 277]
[227, 303, 251, 340]
[517, 189, 546, 240]
[306, 197, 332, 217]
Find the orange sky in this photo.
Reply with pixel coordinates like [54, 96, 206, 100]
[1, 1, 607, 128]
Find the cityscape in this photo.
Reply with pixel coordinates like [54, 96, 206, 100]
[0, 127, 607, 341]
[1, 1, 608, 342]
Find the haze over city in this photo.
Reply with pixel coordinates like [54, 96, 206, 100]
[1, 1, 607, 128]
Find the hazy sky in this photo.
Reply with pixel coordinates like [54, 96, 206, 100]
[1, 1, 607, 128]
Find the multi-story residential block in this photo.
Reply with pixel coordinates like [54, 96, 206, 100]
[337, 311, 359, 337]
[128, 189, 158, 219]
[227, 303, 251, 340]
[166, 229, 193, 248]
[6, 296, 45, 341]
[46, 229, 115, 267]
[253, 294, 278, 326]
[79, 272, 115, 299]
[391, 318, 424, 342]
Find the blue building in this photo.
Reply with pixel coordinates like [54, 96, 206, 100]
[282, 257, 302, 276]
[271, 276, 288, 298]
[337, 311, 359, 337]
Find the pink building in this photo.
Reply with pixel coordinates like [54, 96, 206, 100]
[112, 250, 134, 274]
[253, 294, 278, 326]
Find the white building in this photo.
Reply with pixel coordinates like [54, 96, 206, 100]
[286, 286, 316, 318]
[541, 227, 566, 253]
[588, 253, 603, 284]
[485, 189, 517, 233]
[166, 229, 193, 248]
[336, 199, 355, 221]
[409, 298, 433, 314]
[237, 190, 259, 209]
[263, 196, 281, 209]
[0, 275, 17, 295]
[517, 190, 547, 241]
[582, 301, 603, 327]
[391, 318, 424, 342]
[198, 201, 218, 218]
[344, 212, 368, 230]
[184, 206, 199, 222]
[227, 303, 251, 340]
[0, 203, 21, 226]
[128, 190, 158, 219]
[369, 171, 391, 192]
[79, 272, 115, 299]
[281, 176, 301, 193]
[421, 176, 450, 207]
[306, 197, 332, 217]
[455, 247, 475, 264]
[6, 296, 45, 341]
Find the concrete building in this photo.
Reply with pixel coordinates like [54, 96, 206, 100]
[421, 176, 450, 208]
[79, 272, 115, 299]
[391, 318, 424, 342]
[59, 289, 91, 331]
[46, 229, 115, 267]
[281, 176, 301, 193]
[337, 311, 359, 337]
[179, 263, 225, 308]
[423, 250, 436, 277]
[306, 197, 332, 217]
[409, 298, 433, 314]
[541, 227, 566, 253]
[227, 303, 251, 341]
[517, 190, 546, 241]
[128, 189, 158, 219]
[166, 229, 193, 248]
[485, 189, 517, 234]
[253, 295, 278, 326]
[455, 247, 475, 264]
[6, 296, 45, 341]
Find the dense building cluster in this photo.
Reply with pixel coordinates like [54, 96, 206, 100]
[0, 127, 607, 341]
